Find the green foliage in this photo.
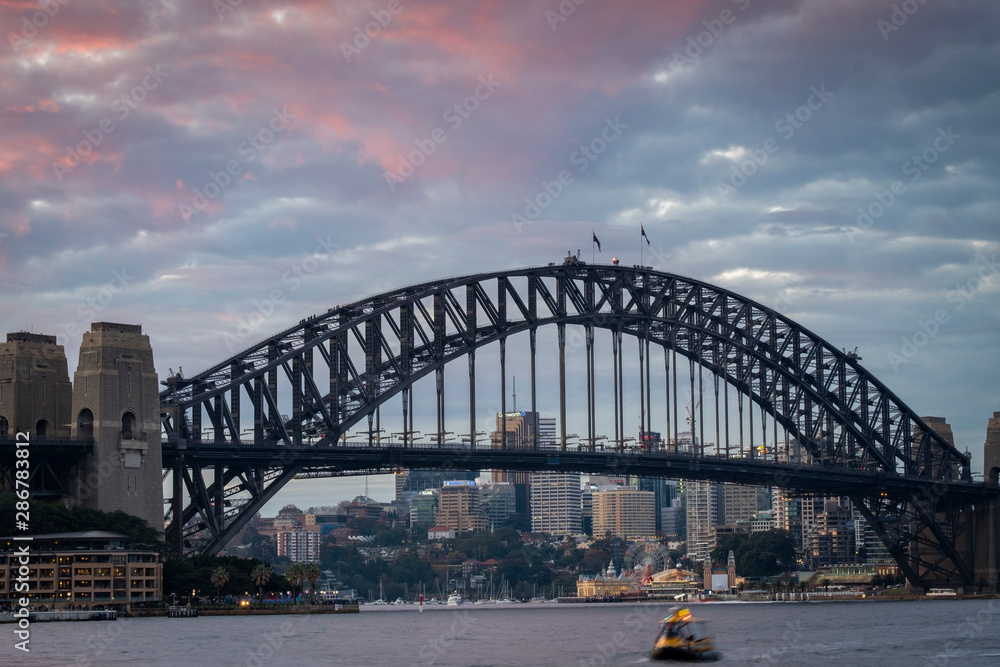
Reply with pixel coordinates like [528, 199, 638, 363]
[709, 530, 796, 577]
[347, 517, 381, 535]
[715, 530, 797, 578]
[580, 549, 611, 574]
[164, 555, 288, 600]
[451, 528, 523, 562]
[240, 525, 277, 562]
[710, 533, 749, 565]
[501, 514, 531, 532]
[556, 547, 584, 569]
[371, 525, 408, 546]
[0, 496, 165, 552]
[209, 566, 230, 600]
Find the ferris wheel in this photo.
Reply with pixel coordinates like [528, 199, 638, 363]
[624, 540, 669, 583]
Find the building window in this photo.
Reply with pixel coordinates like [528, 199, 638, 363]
[35, 419, 49, 436]
[0, 416, 8, 437]
[78, 409, 94, 439]
[122, 412, 136, 438]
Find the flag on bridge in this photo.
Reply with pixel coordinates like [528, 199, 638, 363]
[641, 224, 651, 245]
[592, 231, 602, 252]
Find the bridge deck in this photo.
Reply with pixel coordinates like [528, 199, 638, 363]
[161, 440, 998, 502]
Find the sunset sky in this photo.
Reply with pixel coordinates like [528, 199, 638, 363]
[2, 0, 998, 506]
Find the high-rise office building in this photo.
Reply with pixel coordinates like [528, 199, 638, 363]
[277, 527, 321, 563]
[686, 480, 716, 562]
[396, 469, 476, 505]
[537, 416, 557, 450]
[593, 488, 656, 540]
[722, 483, 766, 527]
[436, 481, 490, 533]
[809, 498, 855, 568]
[480, 481, 517, 530]
[409, 489, 439, 527]
[530, 471, 582, 535]
[491, 410, 543, 517]
[637, 477, 677, 533]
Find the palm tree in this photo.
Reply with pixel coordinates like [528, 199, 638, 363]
[210, 566, 230, 604]
[286, 562, 306, 604]
[251, 563, 272, 604]
[302, 563, 322, 605]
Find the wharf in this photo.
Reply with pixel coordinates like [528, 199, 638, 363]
[0, 610, 118, 623]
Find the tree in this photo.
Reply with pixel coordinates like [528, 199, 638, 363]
[502, 514, 531, 532]
[735, 530, 797, 577]
[347, 517, 381, 535]
[210, 566, 230, 603]
[372, 525, 408, 547]
[819, 577, 832, 592]
[303, 563, 322, 604]
[251, 563, 272, 603]
[580, 549, 611, 574]
[710, 533, 749, 565]
[286, 562, 306, 603]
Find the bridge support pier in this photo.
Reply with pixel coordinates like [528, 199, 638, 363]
[171, 451, 184, 555]
[972, 496, 1000, 589]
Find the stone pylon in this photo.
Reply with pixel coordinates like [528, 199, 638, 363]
[70, 323, 163, 530]
[0, 332, 72, 438]
[985, 412, 1000, 485]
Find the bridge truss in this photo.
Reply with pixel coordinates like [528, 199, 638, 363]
[160, 264, 989, 588]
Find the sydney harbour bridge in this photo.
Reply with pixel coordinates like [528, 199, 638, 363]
[156, 261, 1000, 591]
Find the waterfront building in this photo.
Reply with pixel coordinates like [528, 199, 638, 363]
[0, 531, 162, 608]
[576, 561, 700, 599]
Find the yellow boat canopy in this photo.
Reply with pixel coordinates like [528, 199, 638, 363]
[661, 607, 706, 624]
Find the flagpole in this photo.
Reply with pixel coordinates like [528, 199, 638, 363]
[592, 230, 595, 264]
[640, 223, 643, 267]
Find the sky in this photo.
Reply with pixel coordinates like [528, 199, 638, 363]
[2, 0, 998, 511]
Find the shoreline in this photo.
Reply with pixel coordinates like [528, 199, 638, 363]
[559, 593, 1000, 604]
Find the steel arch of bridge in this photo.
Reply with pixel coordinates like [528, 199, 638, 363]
[160, 263, 985, 587]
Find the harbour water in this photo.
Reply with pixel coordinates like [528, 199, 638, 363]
[2, 599, 998, 666]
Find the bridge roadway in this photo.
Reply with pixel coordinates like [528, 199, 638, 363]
[161, 440, 1000, 502]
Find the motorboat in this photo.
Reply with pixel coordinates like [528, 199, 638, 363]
[649, 607, 719, 662]
[446, 593, 463, 606]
